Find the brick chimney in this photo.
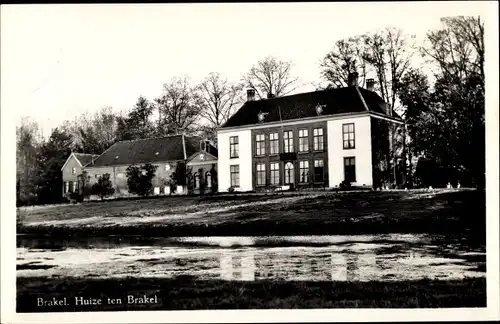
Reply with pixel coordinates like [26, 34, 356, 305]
[366, 78, 375, 91]
[348, 72, 359, 87]
[247, 89, 256, 102]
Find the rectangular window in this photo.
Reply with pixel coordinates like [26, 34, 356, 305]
[270, 162, 280, 185]
[343, 123, 355, 149]
[313, 128, 324, 151]
[299, 160, 309, 183]
[314, 159, 324, 182]
[269, 132, 279, 155]
[298, 129, 309, 152]
[230, 136, 239, 158]
[73, 181, 78, 193]
[72, 167, 76, 175]
[344, 157, 356, 183]
[64, 181, 69, 193]
[256, 163, 266, 186]
[195, 174, 200, 189]
[255, 134, 265, 156]
[230, 165, 240, 187]
[283, 130, 294, 153]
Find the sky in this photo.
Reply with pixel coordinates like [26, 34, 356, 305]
[1, 2, 495, 138]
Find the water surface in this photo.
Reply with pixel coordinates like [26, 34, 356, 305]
[17, 234, 485, 281]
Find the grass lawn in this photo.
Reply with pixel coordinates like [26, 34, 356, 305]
[16, 276, 486, 312]
[17, 189, 485, 242]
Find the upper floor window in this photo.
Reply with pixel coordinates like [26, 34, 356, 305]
[283, 130, 294, 153]
[298, 129, 309, 152]
[313, 128, 324, 151]
[343, 123, 355, 149]
[72, 167, 76, 175]
[269, 132, 279, 155]
[230, 136, 239, 158]
[255, 134, 265, 156]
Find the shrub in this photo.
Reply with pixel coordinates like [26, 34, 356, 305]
[91, 173, 115, 200]
[209, 166, 218, 193]
[339, 180, 352, 190]
[228, 187, 235, 193]
[126, 164, 158, 197]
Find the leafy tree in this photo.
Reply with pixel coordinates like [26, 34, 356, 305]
[36, 127, 80, 204]
[77, 170, 93, 200]
[242, 56, 299, 99]
[209, 165, 218, 193]
[16, 117, 43, 205]
[154, 77, 202, 136]
[126, 164, 158, 196]
[71, 107, 118, 155]
[91, 173, 115, 200]
[116, 96, 155, 141]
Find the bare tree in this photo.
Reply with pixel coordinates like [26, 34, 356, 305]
[155, 77, 202, 136]
[242, 56, 299, 99]
[320, 36, 371, 88]
[422, 16, 484, 94]
[196, 72, 243, 142]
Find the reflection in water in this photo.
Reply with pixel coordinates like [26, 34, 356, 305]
[17, 235, 486, 282]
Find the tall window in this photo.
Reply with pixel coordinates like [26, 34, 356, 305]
[313, 128, 324, 151]
[230, 136, 239, 158]
[256, 163, 266, 186]
[343, 123, 355, 149]
[314, 159, 324, 182]
[269, 132, 279, 154]
[344, 157, 356, 183]
[298, 129, 309, 152]
[72, 181, 77, 193]
[284, 162, 294, 184]
[72, 167, 76, 175]
[255, 134, 265, 156]
[270, 162, 280, 185]
[230, 165, 240, 187]
[299, 160, 309, 183]
[65, 182, 69, 193]
[194, 173, 200, 189]
[283, 131, 294, 153]
[206, 172, 212, 188]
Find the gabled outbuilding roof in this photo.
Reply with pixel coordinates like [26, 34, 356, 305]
[86, 134, 202, 168]
[60, 153, 99, 171]
[221, 86, 402, 129]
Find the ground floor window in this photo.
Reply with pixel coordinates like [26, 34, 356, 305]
[314, 159, 324, 182]
[344, 157, 356, 183]
[256, 163, 266, 186]
[64, 181, 69, 193]
[72, 181, 77, 193]
[230, 165, 240, 187]
[284, 162, 294, 184]
[194, 173, 200, 189]
[270, 162, 280, 185]
[299, 160, 309, 183]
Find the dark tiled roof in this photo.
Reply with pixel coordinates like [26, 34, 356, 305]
[74, 153, 99, 167]
[222, 86, 401, 128]
[87, 135, 201, 168]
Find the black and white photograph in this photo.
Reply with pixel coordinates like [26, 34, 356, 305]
[1, 2, 499, 323]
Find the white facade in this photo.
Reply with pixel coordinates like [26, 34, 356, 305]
[327, 115, 373, 187]
[217, 129, 252, 192]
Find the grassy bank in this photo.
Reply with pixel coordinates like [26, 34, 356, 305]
[17, 190, 485, 243]
[17, 276, 486, 312]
